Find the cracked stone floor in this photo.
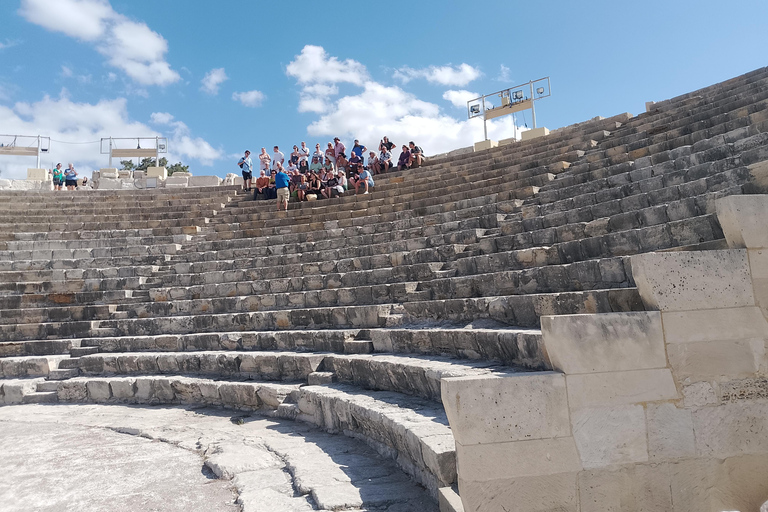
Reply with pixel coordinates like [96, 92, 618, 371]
[0, 403, 437, 512]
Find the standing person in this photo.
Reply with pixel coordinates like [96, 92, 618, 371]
[380, 136, 395, 152]
[290, 145, 301, 165]
[238, 150, 253, 191]
[350, 139, 367, 160]
[313, 143, 324, 163]
[274, 162, 290, 211]
[271, 146, 285, 174]
[333, 137, 346, 160]
[409, 141, 424, 168]
[398, 145, 411, 171]
[299, 141, 310, 171]
[64, 163, 78, 190]
[258, 147, 271, 176]
[324, 142, 336, 171]
[52, 163, 64, 191]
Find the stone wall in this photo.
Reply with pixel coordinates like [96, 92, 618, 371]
[442, 194, 768, 512]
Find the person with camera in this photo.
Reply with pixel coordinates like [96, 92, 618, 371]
[238, 150, 253, 191]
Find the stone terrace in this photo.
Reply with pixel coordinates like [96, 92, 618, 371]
[2, 66, 768, 511]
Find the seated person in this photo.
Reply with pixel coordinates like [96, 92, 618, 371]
[378, 148, 392, 173]
[348, 152, 363, 175]
[398, 145, 411, 171]
[266, 174, 277, 199]
[307, 172, 322, 198]
[286, 160, 299, 175]
[289, 169, 302, 193]
[309, 155, 323, 174]
[296, 174, 308, 201]
[353, 167, 374, 195]
[367, 151, 380, 175]
[409, 141, 424, 168]
[335, 153, 349, 177]
[254, 170, 270, 199]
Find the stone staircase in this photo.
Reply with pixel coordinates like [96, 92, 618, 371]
[2, 67, 768, 511]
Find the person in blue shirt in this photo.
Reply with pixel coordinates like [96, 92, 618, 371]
[64, 163, 78, 190]
[351, 139, 367, 160]
[273, 162, 291, 211]
[353, 167, 374, 195]
[238, 150, 253, 192]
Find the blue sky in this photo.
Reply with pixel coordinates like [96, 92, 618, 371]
[0, 0, 766, 179]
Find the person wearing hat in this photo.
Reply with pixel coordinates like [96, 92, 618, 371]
[333, 137, 346, 160]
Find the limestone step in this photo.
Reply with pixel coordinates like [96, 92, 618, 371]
[22, 391, 58, 404]
[0, 324, 541, 369]
[47, 368, 79, 380]
[0, 355, 68, 378]
[69, 346, 99, 357]
[67, 350, 511, 402]
[36, 381, 60, 392]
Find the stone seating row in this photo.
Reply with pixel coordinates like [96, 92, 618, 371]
[0, 217, 209, 235]
[0, 242, 182, 262]
[0, 322, 546, 370]
[8, 225, 203, 241]
[0, 185, 240, 204]
[0, 285, 640, 342]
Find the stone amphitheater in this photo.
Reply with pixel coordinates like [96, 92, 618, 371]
[2, 67, 768, 512]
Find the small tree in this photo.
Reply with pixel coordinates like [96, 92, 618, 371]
[166, 162, 189, 175]
[119, 157, 188, 175]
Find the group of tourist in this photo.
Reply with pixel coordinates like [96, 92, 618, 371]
[50, 163, 82, 191]
[237, 137, 425, 210]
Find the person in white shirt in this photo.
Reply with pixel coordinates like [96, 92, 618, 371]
[313, 143, 324, 165]
[258, 147, 271, 176]
[299, 141, 310, 172]
[271, 146, 285, 173]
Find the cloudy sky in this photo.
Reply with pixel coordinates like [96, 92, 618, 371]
[0, 0, 766, 179]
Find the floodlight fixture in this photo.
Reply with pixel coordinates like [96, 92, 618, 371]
[537, 87, 545, 95]
[159, 143, 166, 151]
[513, 91, 524, 100]
[469, 104, 481, 114]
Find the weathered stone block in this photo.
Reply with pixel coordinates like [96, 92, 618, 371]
[578, 463, 674, 511]
[571, 405, 648, 469]
[441, 372, 570, 446]
[566, 369, 678, 409]
[86, 380, 112, 402]
[456, 437, 581, 480]
[57, 381, 87, 401]
[631, 250, 754, 311]
[110, 378, 136, 399]
[667, 339, 763, 382]
[219, 382, 261, 408]
[458, 472, 577, 512]
[716, 194, 768, 249]
[541, 312, 666, 374]
[646, 403, 696, 461]
[662, 306, 768, 343]
[692, 401, 768, 458]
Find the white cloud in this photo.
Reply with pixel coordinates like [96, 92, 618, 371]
[201, 68, 228, 95]
[286, 45, 368, 115]
[19, 0, 113, 41]
[0, 93, 222, 179]
[496, 64, 511, 82]
[61, 65, 73, 78]
[393, 63, 482, 87]
[286, 47, 522, 158]
[443, 89, 480, 109]
[18, 0, 179, 86]
[232, 90, 265, 107]
[149, 112, 174, 125]
[286, 45, 367, 85]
